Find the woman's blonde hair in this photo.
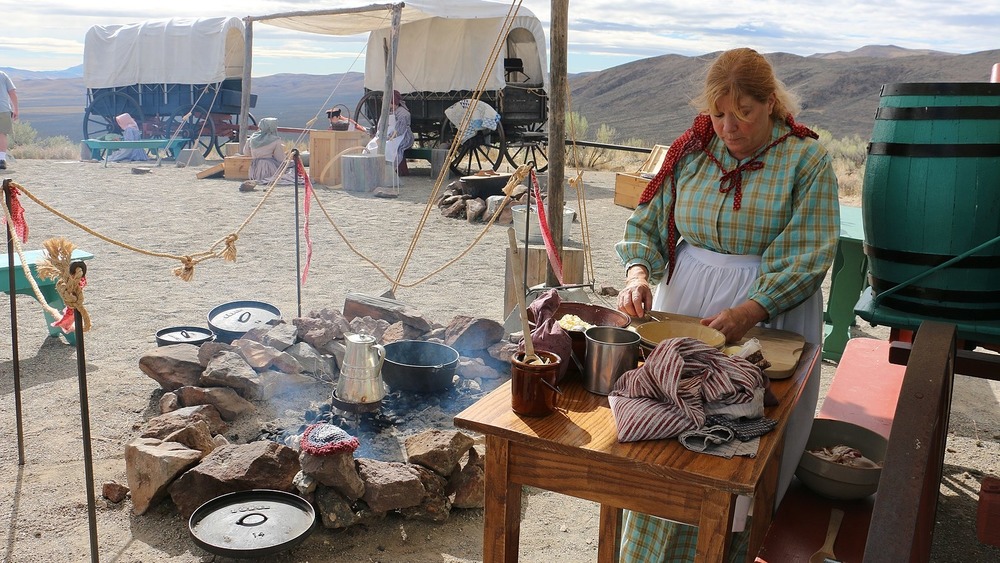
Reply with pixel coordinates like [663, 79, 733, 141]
[692, 48, 800, 121]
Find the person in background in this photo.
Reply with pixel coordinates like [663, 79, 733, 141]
[243, 117, 295, 185]
[615, 47, 840, 560]
[326, 107, 366, 132]
[0, 70, 18, 170]
[365, 90, 414, 177]
[107, 113, 148, 162]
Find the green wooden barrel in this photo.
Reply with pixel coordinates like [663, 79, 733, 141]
[862, 83, 1000, 320]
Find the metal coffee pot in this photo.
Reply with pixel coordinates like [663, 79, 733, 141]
[336, 333, 386, 404]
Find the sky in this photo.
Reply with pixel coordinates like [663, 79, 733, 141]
[1, 0, 998, 76]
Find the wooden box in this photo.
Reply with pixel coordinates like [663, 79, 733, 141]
[223, 155, 252, 180]
[614, 144, 669, 209]
[504, 244, 585, 318]
[309, 130, 370, 186]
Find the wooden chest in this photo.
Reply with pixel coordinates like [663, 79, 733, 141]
[614, 144, 669, 209]
[309, 130, 370, 186]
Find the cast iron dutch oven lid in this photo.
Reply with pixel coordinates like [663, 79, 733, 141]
[155, 326, 215, 347]
[207, 300, 281, 343]
[189, 489, 316, 558]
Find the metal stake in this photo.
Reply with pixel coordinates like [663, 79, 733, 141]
[71, 265, 99, 563]
[3, 180, 25, 464]
[292, 150, 302, 317]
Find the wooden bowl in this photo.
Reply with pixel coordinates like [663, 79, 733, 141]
[635, 319, 726, 350]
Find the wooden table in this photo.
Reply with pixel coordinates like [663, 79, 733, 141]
[455, 339, 820, 562]
[1, 249, 94, 344]
[823, 204, 866, 361]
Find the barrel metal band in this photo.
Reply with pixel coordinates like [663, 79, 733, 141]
[867, 142, 1000, 157]
[869, 276, 1000, 303]
[875, 106, 1000, 120]
[864, 243, 999, 268]
[880, 83, 1000, 96]
[872, 291, 1000, 321]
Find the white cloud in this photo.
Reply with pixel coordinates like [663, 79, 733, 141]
[3, 0, 999, 74]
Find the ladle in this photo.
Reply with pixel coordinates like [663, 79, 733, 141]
[507, 227, 547, 365]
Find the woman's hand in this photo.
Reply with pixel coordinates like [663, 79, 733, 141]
[617, 266, 653, 318]
[701, 300, 768, 343]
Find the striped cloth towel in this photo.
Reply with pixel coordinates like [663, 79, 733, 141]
[608, 337, 765, 442]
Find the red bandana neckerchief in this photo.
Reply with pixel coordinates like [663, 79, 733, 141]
[637, 113, 817, 282]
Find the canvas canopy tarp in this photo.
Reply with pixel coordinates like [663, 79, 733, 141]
[254, 0, 548, 93]
[84, 17, 246, 89]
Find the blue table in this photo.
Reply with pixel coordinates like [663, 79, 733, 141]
[823, 205, 867, 361]
[83, 138, 192, 167]
[1, 249, 95, 344]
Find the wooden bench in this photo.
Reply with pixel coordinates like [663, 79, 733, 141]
[0, 249, 95, 345]
[756, 322, 956, 562]
[83, 138, 192, 167]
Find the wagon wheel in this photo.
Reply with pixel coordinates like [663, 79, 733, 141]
[353, 90, 382, 133]
[213, 112, 257, 157]
[166, 104, 217, 158]
[440, 120, 506, 177]
[82, 91, 144, 141]
[503, 121, 549, 173]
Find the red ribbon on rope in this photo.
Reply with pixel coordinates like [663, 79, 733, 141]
[3, 184, 29, 243]
[529, 169, 564, 285]
[296, 159, 315, 285]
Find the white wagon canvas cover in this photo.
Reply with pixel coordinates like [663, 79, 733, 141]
[84, 16, 246, 89]
[255, 0, 548, 93]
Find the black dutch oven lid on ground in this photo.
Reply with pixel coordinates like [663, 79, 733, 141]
[207, 300, 282, 344]
[155, 326, 215, 347]
[189, 489, 316, 559]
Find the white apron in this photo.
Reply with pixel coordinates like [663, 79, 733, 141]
[652, 241, 823, 525]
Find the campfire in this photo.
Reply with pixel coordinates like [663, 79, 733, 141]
[123, 291, 519, 553]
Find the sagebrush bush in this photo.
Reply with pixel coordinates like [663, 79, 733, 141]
[8, 121, 78, 159]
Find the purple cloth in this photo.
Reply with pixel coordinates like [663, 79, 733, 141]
[518, 288, 572, 379]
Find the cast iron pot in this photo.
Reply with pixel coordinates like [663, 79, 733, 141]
[188, 489, 316, 559]
[382, 340, 460, 393]
[155, 326, 215, 347]
[207, 300, 281, 344]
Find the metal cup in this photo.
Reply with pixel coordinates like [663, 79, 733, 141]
[583, 326, 640, 395]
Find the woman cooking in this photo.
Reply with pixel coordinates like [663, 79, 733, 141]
[615, 47, 840, 560]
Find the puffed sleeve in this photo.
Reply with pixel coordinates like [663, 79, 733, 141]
[614, 176, 674, 285]
[748, 143, 840, 318]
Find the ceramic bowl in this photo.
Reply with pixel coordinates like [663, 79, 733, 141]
[795, 418, 888, 500]
[635, 319, 726, 350]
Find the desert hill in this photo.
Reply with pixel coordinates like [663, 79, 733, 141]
[7, 46, 1000, 146]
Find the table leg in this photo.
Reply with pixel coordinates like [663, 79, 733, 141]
[823, 240, 867, 362]
[483, 435, 521, 563]
[746, 437, 783, 562]
[597, 504, 622, 563]
[695, 488, 734, 562]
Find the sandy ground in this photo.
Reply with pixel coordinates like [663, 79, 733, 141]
[0, 157, 997, 562]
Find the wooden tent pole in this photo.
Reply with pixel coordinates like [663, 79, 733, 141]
[546, 0, 568, 287]
[239, 18, 254, 149]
